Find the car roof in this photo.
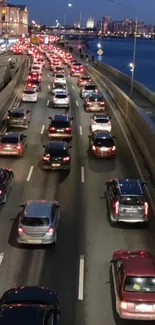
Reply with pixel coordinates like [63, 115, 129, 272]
[53, 114, 69, 122]
[0, 305, 45, 325]
[46, 141, 68, 151]
[10, 107, 25, 113]
[93, 131, 112, 138]
[25, 200, 52, 218]
[93, 114, 109, 120]
[117, 179, 143, 195]
[123, 253, 155, 277]
[1, 132, 20, 138]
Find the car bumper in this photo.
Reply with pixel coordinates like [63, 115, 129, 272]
[52, 103, 69, 108]
[17, 234, 56, 245]
[119, 310, 155, 320]
[110, 214, 149, 223]
[48, 133, 72, 138]
[0, 150, 22, 156]
[7, 123, 28, 128]
[42, 163, 70, 170]
[22, 98, 37, 102]
[85, 106, 105, 112]
[91, 150, 116, 158]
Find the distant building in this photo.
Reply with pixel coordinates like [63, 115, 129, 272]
[0, 0, 28, 36]
[86, 17, 94, 29]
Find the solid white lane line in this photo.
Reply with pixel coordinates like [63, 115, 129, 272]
[76, 100, 79, 106]
[40, 125, 45, 135]
[79, 126, 82, 136]
[81, 166, 84, 183]
[0, 253, 4, 266]
[26, 166, 34, 182]
[72, 85, 75, 89]
[47, 99, 49, 106]
[78, 255, 84, 300]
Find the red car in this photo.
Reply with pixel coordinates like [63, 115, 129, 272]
[111, 250, 155, 320]
[70, 63, 84, 76]
[28, 72, 41, 81]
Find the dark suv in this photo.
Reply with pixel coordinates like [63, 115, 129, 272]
[105, 178, 149, 225]
[48, 114, 73, 139]
[42, 141, 71, 170]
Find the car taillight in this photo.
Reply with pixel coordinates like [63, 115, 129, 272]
[95, 89, 98, 93]
[7, 116, 10, 119]
[71, 69, 75, 72]
[43, 156, 50, 161]
[108, 122, 111, 126]
[0, 190, 2, 195]
[114, 201, 119, 215]
[16, 144, 22, 150]
[92, 145, 96, 150]
[63, 157, 70, 162]
[112, 146, 116, 151]
[28, 83, 32, 87]
[18, 226, 24, 233]
[65, 127, 71, 131]
[144, 202, 148, 216]
[47, 227, 54, 234]
[120, 301, 127, 310]
[100, 102, 105, 106]
[28, 76, 31, 80]
[50, 127, 56, 131]
[23, 116, 26, 120]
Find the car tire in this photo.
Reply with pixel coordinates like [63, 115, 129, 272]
[3, 192, 7, 203]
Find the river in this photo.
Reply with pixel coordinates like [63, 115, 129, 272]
[88, 38, 155, 91]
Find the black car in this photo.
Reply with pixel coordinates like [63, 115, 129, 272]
[27, 79, 41, 91]
[42, 141, 71, 170]
[105, 178, 149, 225]
[88, 131, 116, 158]
[0, 168, 14, 203]
[0, 286, 60, 325]
[48, 114, 73, 139]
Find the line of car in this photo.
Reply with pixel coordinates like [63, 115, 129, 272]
[5, 40, 155, 322]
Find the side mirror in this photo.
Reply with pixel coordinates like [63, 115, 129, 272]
[24, 135, 27, 138]
[110, 259, 116, 264]
[54, 200, 61, 208]
[69, 145, 72, 148]
[19, 204, 25, 208]
[105, 181, 109, 186]
[113, 136, 116, 139]
[43, 145, 45, 148]
[70, 117, 74, 120]
[26, 110, 30, 113]
[48, 117, 52, 119]
[142, 182, 147, 187]
[88, 135, 91, 138]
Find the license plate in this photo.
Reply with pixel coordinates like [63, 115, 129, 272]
[52, 163, 60, 167]
[100, 148, 108, 151]
[5, 147, 11, 150]
[136, 304, 153, 312]
[27, 240, 41, 244]
[57, 130, 63, 132]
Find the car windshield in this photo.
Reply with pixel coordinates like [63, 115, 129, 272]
[73, 63, 81, 66]
[32, 67, 40, 70]
[120, 195, 144, 206]
[95, 118, 109, 123]
[24, 90, 35, 94]
[124, 276, 155, 292]
[94, 138, 114, 147]
[1, 136, 18, 144]
[22, 217, 49, 226]
[55, 94, 67, 99]
[47, 149, 68, 157]
[51, 121, 70, 128]
[9, 112, 24, 118]
[85, 85, 96, 90]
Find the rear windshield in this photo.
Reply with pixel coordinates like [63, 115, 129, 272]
[73, 63, 82, 66]
[51, 121, 70, 128]
[24, 90, 35, 94]
[81, 77, 90, 80]
[120, 195, 144, 206]
[55, 94, 67, 99]
[55, 74, 64, 78]
[54, 85, 66, 89]
[31, 80, 39, 85]
[22, 217, 49, 226]
[32, 66, 40, 69]
[9, 112, 24, 118]
[85, 85, 96, 90]
[47, 149, 68, 157]
[1, 136, 18, 144]
[124, 276, 155, 292]
[95, 118, 109, 123]
[94, 138, 114, 147]
[90, 96, 103, 102]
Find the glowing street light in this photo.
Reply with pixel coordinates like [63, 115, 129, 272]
[68, 3, 72, 7]
[129, 62, 134, 72]
[97, 43, 101, 48]
[32, 20, 35, 24]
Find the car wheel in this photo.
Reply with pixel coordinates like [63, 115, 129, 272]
[3, 192, 7, 203]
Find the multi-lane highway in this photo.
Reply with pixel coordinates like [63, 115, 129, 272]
[0, 55, 154, 325]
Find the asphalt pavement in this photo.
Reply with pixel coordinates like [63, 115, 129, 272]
[0, 59, 154, 325]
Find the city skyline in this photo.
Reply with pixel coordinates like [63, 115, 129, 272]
[9, 0, 155, 25]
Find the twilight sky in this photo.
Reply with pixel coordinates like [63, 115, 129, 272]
[10, 0, 155, 25]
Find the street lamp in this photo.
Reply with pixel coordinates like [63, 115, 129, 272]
[68, 3, 72, 7]
[108, 0, 138, 98]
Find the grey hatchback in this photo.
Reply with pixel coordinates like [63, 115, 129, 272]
[6, 107, 30, 129]
[105, 178, 149, 225]
[17, 200, 61, 245]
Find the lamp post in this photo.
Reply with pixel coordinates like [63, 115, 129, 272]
[108, 0, 138, 98]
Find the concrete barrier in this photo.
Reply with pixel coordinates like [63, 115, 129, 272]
[0, 56, 28, 122]
[87, 64, 155, 180]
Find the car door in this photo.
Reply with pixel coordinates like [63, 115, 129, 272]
[26, 109, 31, 123]
[109, 181, 118, 212]
[114, 260, 124, 310]
[5, 169, 12, 192]
[20, 134, 27, 148]
[52, 204, 59, 229]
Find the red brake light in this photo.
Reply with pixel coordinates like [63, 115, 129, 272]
[92, 145, 96, 150]
[144, 202, 148, 216]
[43, 156, 50, 161]
[63, 157, 70, 162]
[114, 200, 119, 215]
[28, 83, 32, 87]
[16, 144, 22, 150]
[50, 127, 56, 131]
[7, 116, 10, 119]
[18, 226, 24, 233]
[47, 227, 54, 233]
[120, 301, 127, 309]
[0, 190, 2, 195]
[65, 127, 71, 131]
[112, 146, 116, 151]
[28, 76, 31, 80]
[95, 89, 98, 93]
